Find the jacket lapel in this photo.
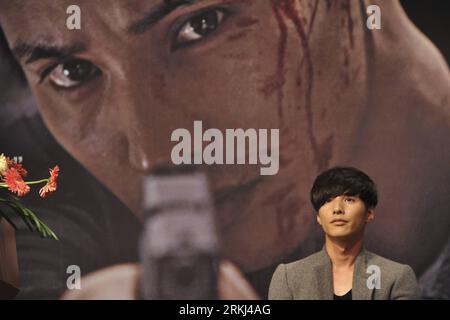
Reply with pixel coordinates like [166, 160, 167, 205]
[314, 248, 334, 300]
[352, 248, 374, 300]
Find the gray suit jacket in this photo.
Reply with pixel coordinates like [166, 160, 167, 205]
[268, 248, 419, 300]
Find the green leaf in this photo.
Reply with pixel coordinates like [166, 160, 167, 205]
[0, 199, 34, 231]
[0, 197, 59, 240]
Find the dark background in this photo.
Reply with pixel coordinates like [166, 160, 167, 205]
[401, 0, 450, 64]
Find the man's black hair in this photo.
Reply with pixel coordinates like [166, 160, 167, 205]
[310, 166, 378, 211]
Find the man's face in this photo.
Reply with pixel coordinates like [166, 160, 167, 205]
[0, 0, 368, 270]
[316, 195, 374, 241]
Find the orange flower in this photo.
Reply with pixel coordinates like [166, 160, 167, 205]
[49, 166, 59, 184]
[3, 168, 30, 197]
[39, 165, 60, 198]
[6, 157, 27, 177]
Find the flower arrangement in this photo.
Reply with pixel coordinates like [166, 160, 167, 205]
[0, 153, 59, 240]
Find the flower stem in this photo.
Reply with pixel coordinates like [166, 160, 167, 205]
[25, 179, 49, 185]
[0, 179, 49, 188]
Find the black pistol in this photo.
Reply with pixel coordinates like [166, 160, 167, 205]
[139, 165, 219, 300]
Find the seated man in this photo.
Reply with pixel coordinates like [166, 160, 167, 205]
[269, 167, 419, 300]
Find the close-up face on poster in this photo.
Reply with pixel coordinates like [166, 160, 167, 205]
[0, 0, 448, 305]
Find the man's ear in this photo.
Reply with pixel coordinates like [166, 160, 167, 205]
[366, 208, 375, 223]
[316, 213, 322, 226]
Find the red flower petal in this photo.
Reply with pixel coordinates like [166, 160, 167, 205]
[39, 182, 57, 198]
[3, 168, 30, 197]
[49, 165, 59, 184]
[6, 158, 27, 177]
[39, 166, 59, 198]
